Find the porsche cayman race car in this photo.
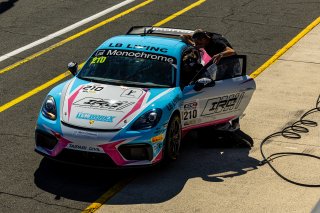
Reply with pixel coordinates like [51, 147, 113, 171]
[35, 27, 256, 167]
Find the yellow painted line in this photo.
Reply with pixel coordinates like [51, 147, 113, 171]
[82, 177, 134, 213]
[250, 16, 320, 78]
[0, 0, 206, 113]
[0, 63, 83, 113]
[0, 72, 68, 113]
[153, 0, 206, 27]
[0, 0, 154, 75]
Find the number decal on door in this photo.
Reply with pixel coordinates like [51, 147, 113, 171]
[183, 109, 197, 120]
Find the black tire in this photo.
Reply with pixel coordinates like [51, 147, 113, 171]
[163, 114, 182, 162]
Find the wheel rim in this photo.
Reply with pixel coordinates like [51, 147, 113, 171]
[169, 118, 181, 158]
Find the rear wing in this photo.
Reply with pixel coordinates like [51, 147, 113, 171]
[126, 26, 194, 37]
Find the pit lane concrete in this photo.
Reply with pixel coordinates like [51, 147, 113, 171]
[0, 0, 319, 212]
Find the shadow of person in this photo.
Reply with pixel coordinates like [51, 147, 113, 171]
[0, 0, 18, 14]
[33, 128, 259, 204]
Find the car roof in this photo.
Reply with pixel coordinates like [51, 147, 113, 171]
[98, 35, 187, 58]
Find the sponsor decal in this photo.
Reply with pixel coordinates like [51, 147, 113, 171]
[184, 102, 198, 110]
[166, 95, 181, 111]
[73, 97, 135, 111]
[121, 89, 144, 99]
[108, 43, 168, 53]
[68, 144, 102, 152]
[152, 27, 193, 34]
[201, 92, 244, 116]
[102, 49, 174, 63]
[151, 134, 164, 143]
[76, 112, 115, 123]
[68, 144, 86, 151]
[183, 101, 198, 121]
[73, 130, 98, 138]
[95, 50, 105, 56]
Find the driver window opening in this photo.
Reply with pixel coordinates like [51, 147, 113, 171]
[180, 47, 203, 88]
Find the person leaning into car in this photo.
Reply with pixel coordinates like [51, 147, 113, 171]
[181, 29, 235, 64]
[181, 29, 240, 131]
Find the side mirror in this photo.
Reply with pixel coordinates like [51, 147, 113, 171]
[193, 78, 214, 91]
[68, 62, 78, 76]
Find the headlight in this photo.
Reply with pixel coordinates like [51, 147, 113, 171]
[131, 109, 162, 130]
[41, 96, 57, 120]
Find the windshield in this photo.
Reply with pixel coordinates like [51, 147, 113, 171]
[78, 49, 177, 87]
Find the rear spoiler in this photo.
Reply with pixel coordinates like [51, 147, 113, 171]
[126, 26, 194, 37]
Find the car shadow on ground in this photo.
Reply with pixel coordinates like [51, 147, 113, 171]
[0, 0, 18, 14]
[34, 127, 260, 204]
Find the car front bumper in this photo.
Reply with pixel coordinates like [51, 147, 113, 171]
[35, 123, 165, 167]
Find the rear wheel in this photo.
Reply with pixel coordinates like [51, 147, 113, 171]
[164, 114, 181, 161]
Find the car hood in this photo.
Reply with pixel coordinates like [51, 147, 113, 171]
[61, 78, 172, 130]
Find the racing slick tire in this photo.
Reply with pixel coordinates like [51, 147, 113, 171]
[163, 114, 182, 162]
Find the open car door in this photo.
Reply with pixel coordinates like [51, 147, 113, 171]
[181, 55, 256, 131]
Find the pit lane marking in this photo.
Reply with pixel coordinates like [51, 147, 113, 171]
[153, 0, 206, 27]
[0, 0, 206, 113]
[250, 16, 320, 79]
[82, 177, 134, 213]
[0, 0, 153, 75]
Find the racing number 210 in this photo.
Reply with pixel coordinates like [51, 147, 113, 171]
[91, 56, 107, 64]
[183, 110, 197, 120]
[83, 85, 104, 91]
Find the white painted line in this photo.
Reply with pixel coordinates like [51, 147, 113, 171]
[0, 0, 135, 63]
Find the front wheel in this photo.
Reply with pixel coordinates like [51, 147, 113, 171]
[164, 114, 182, 161]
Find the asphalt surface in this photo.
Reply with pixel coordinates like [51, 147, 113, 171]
[0, 0, 319, 212]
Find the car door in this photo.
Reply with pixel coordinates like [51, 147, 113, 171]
[181, 55, 255, 130]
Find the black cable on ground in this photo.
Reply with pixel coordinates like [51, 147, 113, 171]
[259, 95, 320, 187]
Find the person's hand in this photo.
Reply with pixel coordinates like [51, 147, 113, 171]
[180, 34, 195, 46]
[212, 53, 223, 64]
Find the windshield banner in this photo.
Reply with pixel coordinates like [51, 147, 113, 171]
[94, 49, 176, 63]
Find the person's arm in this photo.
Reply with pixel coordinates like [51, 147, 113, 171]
[180, 34, 195, 46]
[212, 46, 235, 64]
